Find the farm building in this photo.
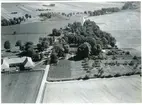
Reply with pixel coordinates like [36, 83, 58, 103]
[1, 57, 35, 72]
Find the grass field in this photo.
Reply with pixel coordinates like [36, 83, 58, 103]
[43, 75, 141, 103]
[1, 70, 44, 103]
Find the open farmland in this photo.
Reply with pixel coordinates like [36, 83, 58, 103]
[43, 75, 142, 103]
[1, 2, 124, 50]
[1, 70, 44, 103]
[87, 10, 141, 54]
[1, 2, 141, 103]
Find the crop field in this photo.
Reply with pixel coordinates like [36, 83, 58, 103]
[87, 10, 141, 53]
[1, 70, 44, 103]
[42, 75, 141, 103]
[2, 2, 124, 19]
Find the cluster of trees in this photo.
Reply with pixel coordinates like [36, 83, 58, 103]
[51, 28, 61, 36]
[122, 2, 134, 10]
[36, 8, 51, 11]
[84, 7, 120, 16]
[39, 12, 52, 18]
[1, 14, 31, 26]
[37, 37, 54, 52]
[62, 20, 116, 59]
[50, 43, 70, 64]
[64, 20, 116, 48]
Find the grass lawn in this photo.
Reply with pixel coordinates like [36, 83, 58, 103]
[1, 70, 44, 103]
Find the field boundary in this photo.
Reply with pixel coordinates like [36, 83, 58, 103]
[36, 65, 50, 103]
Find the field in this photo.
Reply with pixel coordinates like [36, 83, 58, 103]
[43, 75, 141, 103]
[1, 2, 141, 103]
[47, 60, 86, 81]
[87, 10, 141, 53]
[1, 2, 124, 50]
[47, 52, 141, 82]
[1, 70, 44, 103]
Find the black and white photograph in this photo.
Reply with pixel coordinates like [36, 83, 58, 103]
[1, 1, 141, 103]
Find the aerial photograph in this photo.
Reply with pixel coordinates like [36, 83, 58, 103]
[1, 1, 141, 103]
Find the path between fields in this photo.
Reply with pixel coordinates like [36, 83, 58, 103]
[36, 65, 50, 103]
[36, 46, 53, 103]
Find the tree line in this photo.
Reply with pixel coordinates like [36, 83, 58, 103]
[1, 14, 31, 26]
[84, 7, 120, 16]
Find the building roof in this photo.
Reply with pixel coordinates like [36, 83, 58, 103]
[1, 59, 9, 70]
[23, 57, 35, 68]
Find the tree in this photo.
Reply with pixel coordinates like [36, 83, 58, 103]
[25, 14, 29, 19]
[15, 40, 22, 47]
[26, 47, 35, 57]
[86, 37, 96, 47]
[32, 53, 41, 61]
[92, 45, 98, 55]
[25, 41, 33, 51]
[41, 41, 49, 50]
[77, 42, 91, 59]
[50, 53, 58, 64]
[96, 44, 102, 53]
[63, 44, 70, 53]
[52, 28, 61, 36]
[53, 45, 65, 57]
[37, 43, 44, 52]
[4, 41, 11, 51]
